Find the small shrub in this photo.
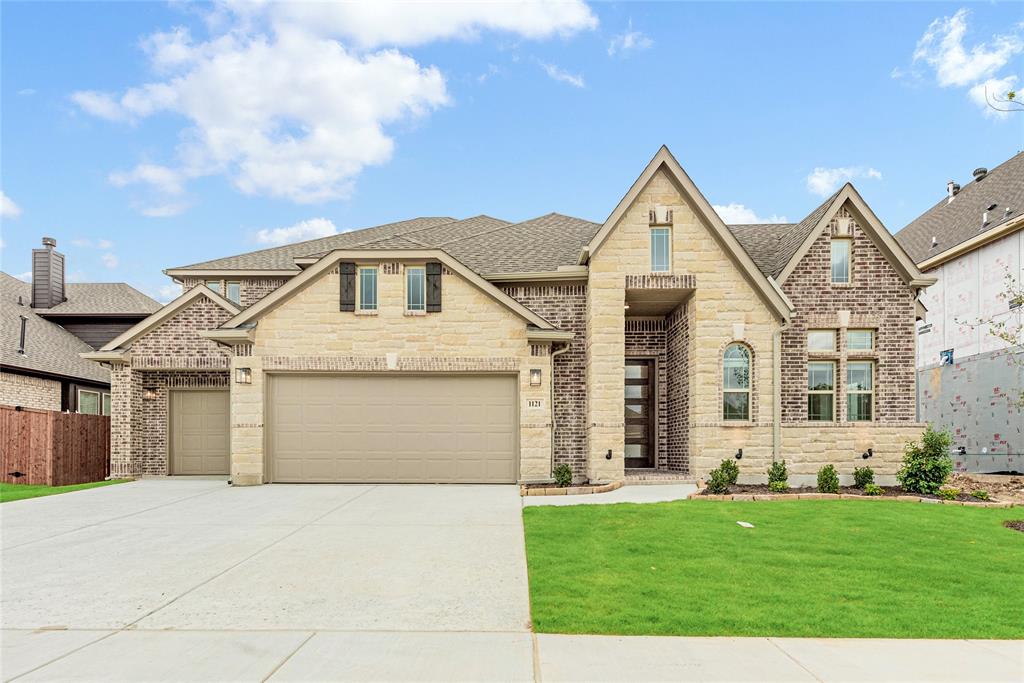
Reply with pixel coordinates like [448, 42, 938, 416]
[863, 483, 883, 496]
[817, 464, 840, 494]
[897, 425, 953, 494]
[767, 460, 788, 485]
[971, 489, 990, 501]
[705, 467, 731, 494]
[719, 458, 740, 485]
[938, 486, 960, 501]
[768, 479, 788, 493]
[853, 466, 875, 488]
[552, 464, 573, 488]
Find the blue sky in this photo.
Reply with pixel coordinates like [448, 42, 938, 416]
[2, 1, 1021, 301]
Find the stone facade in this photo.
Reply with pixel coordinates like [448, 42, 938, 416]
[0, 371, 61, 411]
[230, 262, 552, 486]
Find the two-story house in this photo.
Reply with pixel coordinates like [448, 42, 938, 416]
[84, 147, 933, 485]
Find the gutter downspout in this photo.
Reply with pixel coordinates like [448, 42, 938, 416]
[549, 341, 571, 475]
[772, 320, 790, 462]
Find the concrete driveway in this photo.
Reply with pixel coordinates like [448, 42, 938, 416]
[1, 479, 533, 681]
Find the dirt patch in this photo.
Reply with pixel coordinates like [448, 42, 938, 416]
[949, 473, 1024, 505]
[1002, 520, 1024, 533]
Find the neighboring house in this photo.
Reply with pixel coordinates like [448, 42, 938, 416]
[1, 238, 160, 413]
[84, 147, 933, 486]
[895, 152, 1024, 474]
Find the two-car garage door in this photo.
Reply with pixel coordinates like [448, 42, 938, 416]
[267, 375, 518, 483]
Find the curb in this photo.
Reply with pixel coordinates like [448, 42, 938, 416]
[520, 480, 624, 497]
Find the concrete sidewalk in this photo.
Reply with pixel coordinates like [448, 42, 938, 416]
[3, 630, 1020, 681]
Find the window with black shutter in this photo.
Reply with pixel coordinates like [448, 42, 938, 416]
[339, 262, 356, 311]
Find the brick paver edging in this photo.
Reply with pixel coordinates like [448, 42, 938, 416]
[688, 491, 1016, 507]
[520, 481, 624, 497]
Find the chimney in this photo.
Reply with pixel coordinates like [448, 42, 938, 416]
[973, 167, 988, 182]
[946, 181, 960, 203]
[30, 237, 66, 309]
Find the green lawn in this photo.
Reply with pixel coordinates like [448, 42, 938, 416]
[0, 479, 129, 503]
[523, 499, 1024, 639]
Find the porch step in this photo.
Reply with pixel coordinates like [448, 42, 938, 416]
[623, 469, 697, 486]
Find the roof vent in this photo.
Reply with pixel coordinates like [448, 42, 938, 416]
[649, 205, 673, 226]
[18, 316, 27, 355]
[973, 167, 988, 181]
[930, 236, 938, 249]
[946, 181, 960, 203]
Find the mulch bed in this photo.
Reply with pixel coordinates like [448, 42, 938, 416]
[1003, 520, 1024, 533]
[698, 484, 989, 503]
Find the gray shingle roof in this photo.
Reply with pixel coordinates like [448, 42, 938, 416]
[895, 152, 1024, 264]
[170, 213, 600, 276]
[171, 217, 457, 271]
[42, 283, 160, 316]
[0, 273, 110, 385]
[726, 189, 841, 279]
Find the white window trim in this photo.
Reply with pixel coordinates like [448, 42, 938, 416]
[650, 227, 671, 273]
[357, 266, 378, 312]
[847, 360, 874, 422]
[205, 279, 223, 294]
[722, 343, 752, 422]
[225, 281, 241, 304]
[405, 265, 426, 313]
[830, 238, 851, 284]
[807, 329, 836, 352]
[102, 392, 111, 416]
[807, 360, 836, 421]
[847, 329, 874, 352]
[78, 389, 101, 415]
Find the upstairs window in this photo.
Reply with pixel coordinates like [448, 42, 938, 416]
[225, 281, 241, 304]
[807, 329, 836, 352]
[722, 343, 751, 421]
[847, 329, 874, 351]
[205, 280, 222, 294]
[359, 267, 378, 311]
[807, 361, 835, 421]
[650, 228, 670, 272]
[406, 266, 426, 312]
[830, 239, 851, 283]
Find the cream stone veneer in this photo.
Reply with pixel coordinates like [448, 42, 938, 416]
[588, 168, 778, 482]
[587, 168, 924, 483]
[230, 262, 552, 486]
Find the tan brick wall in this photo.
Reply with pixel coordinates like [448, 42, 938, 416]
[182, 276, 290, 307]
[588, 168, 780, 481]
[0, 372, 61, 411]
[232, 262, 552, 485]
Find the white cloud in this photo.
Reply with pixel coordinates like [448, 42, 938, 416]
[100, 253, 119, 269]
[254, 218, 338, 246]
[713, 204, 788, 225]
[17, 88, 36, 96]
[269, 1, 598, 49]
[72, 2, 594, 211]
[902, 9, 1022, 116]
[1, 191, 22, 218]
[806, 166, 883, 197]
[539, 61, 585, 88]
[14, 271, 32, 282]
[608, 19, 653, 57]
[156, 283, 182, 303]
[140, 202, 190, 218]
[477, 63, 502, 84]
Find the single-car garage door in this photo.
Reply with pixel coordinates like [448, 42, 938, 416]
[170, 390, 229, 475]
[268, 375, 518, 483]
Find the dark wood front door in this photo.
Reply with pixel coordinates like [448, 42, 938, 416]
[625, 359, 655, 468]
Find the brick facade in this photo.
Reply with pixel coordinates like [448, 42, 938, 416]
[182, 276, 289, 307]
[0, 371, 61, 411]
[664, 302, 691, 472]
[502, 283, 588, 478]
[780, 205, 918, 424]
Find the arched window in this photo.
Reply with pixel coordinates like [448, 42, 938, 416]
[723, 343, 751, 421]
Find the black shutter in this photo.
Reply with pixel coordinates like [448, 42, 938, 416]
[339, 262, 356, 311]
[426, 262, 442, 312]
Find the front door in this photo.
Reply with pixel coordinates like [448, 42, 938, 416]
[625, 359, 655, 468]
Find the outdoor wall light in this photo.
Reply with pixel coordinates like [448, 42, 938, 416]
[606, 449, 613, 460]
[235, 367, 252, 384]
[142, 388, 157, 400]
[862, 448, 874, 460]
[529, 368, 542, 386]
[735, 449, 743, 460]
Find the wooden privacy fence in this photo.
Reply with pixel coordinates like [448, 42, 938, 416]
[0, 405, 110, 486]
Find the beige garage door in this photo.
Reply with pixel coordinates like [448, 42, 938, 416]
[170, 390, 229, 475]
[268, 375, 518, 483]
